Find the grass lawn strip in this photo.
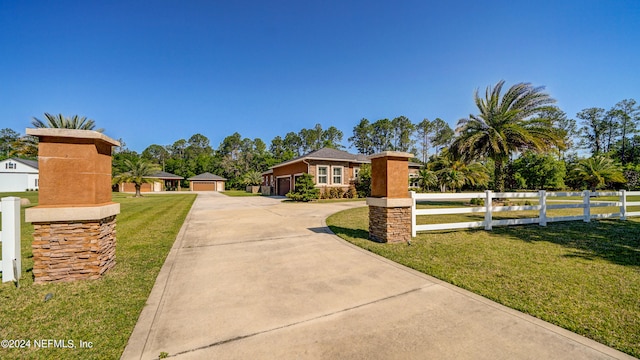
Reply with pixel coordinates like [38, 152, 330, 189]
[0, 192, 196, 359]
[327, 206, 640, 358]
[221, 190, 262, 197]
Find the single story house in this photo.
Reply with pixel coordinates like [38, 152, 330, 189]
[115, 171, 184, 193]
[0, 158, 39, 192]
[261, 148, 422, 196]
[188, 172, 226, 191]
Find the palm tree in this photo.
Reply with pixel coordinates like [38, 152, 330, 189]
[113, 158, 161, 197]
[572, 156, 626, 191]
[242, 170, 263, 187]
[450, 80, 562, 192]
[416, 168, 438, 192]
[430, 152, 490, 192]
[32, 113, 103, 132]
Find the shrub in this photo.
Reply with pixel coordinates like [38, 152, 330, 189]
[319, 187, 329, 199]
[327, 187, 345, 199]
[355, 164, 371, 198]
[345, 186, 358, 199]
[286, 174, 320, 202]
[512, 151, 566, 190]
[624, 168, 640, 190]
[469, 198, 484, 206]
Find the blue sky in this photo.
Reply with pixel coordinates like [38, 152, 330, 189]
[1, 0, 638, 153]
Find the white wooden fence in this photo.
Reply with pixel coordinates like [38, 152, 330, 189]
[0, 197, 21, 283]
[411, 190, 640, 236]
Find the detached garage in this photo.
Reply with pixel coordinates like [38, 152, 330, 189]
[0, 158, 39, 192]
[116, 171, 184, 193]
[188, 172, 227, 192]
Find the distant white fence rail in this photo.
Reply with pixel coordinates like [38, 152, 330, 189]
[0, 197, 21, 283]
[411, 190, 640, 236]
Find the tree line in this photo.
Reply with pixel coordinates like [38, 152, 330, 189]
[416, 81, 638, 193]
[116, 124, 347, 189]
[1, 83, 638, 192]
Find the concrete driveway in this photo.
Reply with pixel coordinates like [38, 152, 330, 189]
[122, 192, 634, 359]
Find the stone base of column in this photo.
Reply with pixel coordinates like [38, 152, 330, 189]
[26, 203, 119, 283]
[31, 216, 116, 283]
[367, 198, 412, 243]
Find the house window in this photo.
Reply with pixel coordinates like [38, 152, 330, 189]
[317, 166, 328, 184]
[35, 179, 39, 187]
[409, 173, 419, 188]
[354, 167, 360, 179]
[6, 162, 16, 169]
[332, 167, 343, 184]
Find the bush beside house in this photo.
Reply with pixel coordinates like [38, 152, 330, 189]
[286, 174, 319, 202]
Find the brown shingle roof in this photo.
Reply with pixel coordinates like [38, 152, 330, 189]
[188, 172, 227, 181]
[270, 148, 369, 169]
[146, 171, 184, 180]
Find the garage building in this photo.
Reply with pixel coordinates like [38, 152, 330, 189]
[188, 172, 226, 191]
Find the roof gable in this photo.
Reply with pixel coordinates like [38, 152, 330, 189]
[145, 171, 184, 180]
[0, 158, 39, 171]
[188, 172, 227, 181]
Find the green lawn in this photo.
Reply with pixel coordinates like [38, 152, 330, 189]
[327, 206, 640, 358]
[0, 192, 196, 359]
[222, 190, 262, 197]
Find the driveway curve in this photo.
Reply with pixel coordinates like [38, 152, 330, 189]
[122, 192, 633, 360]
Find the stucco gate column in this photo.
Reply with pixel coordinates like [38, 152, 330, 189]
[366, 151, 413, 243]
[25, 128, 121, 283]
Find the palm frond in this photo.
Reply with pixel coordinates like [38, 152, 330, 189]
[450, 80, 561, 191]
[31, 113, 103, 132]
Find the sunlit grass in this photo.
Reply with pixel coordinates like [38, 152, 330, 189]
[222, 190, 262, 197]
[327, 206, 640, 358]
[0, 192, 196, 359]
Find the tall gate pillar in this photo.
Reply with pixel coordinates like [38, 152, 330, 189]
[366, 151, 413, 243]
[25, 128, 120, 283]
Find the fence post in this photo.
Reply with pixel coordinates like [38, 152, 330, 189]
[411, 191, 416, 237]
[539, 190, 547, 226]
[620, 190, 627, 221]
[583, 190, 591, 222]
[484, 190, 493, 230]
[1, 197, 21, 283]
